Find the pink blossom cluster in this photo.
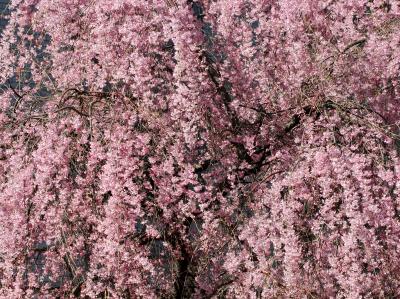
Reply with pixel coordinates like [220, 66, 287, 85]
[0, 0, 399, 298]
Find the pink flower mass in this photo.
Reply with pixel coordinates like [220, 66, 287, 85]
[0, 0, 400, 298]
